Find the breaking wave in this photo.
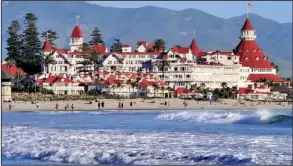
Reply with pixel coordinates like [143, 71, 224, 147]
[2, 126, 292, 165]
[156, 109, 292, 126]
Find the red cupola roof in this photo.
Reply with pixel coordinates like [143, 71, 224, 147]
[71, 25, 83, 38]
[234, 40, 272, 69]
[190, 38, 201, 56]
[241, 18, 254, 31]
[42, 40, 52, 51]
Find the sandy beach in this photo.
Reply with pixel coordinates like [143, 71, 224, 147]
[1, 98, 292, 112]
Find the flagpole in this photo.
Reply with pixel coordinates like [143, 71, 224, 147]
[246, 4, 248, 18]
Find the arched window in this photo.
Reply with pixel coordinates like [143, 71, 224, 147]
[255, 57, 259, 60]
[253, 49, 256, 52]
[245, 57, 249, 61]
[245, 49, 248, 52]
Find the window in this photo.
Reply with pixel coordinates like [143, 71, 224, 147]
[227, 57, 231, 60]
[108, 61, 112, 64]
[255, 57, 259, 60]
[174, 67, 178, 71]
[245, 57, 249, 61]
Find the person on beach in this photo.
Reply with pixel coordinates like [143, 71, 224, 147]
[118, 101, 121, 109]
[65, 105, 68, 112]
[55, 103, 59, 111]
[168, 101, 170, 107]
[121, 101, 124, 110]
[71, 104, 74, 112]
[36, 102, 39, 108]
[164, 101, 167, 107]
[101, 101, 104, 108]
[98, 102, 101, 110]
[130, 101, 133, 107]
[9, 104, 12, 111]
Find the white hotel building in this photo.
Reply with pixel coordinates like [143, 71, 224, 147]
[40, 17, 288, 92]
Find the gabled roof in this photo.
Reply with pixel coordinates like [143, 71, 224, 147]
[1, 64, 27, 77]
[71, 25, 83, 38]
[247, 74, 286, 82]
[36, 75, 76, 84]
[190, 38, 200, 55]
[170, 47, 190, 54]
[43, 40, 52, 51]
[91, 44, 107, 54]
[122, 44, 131, 47]
[137, 41, 147, 46]
[241, 18, 254, 31]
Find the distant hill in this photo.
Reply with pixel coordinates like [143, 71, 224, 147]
[2, 1, 292, 76]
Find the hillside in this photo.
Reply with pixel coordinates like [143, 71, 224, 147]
[2, 1, 292, 76]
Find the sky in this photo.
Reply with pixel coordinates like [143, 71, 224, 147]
[88, 1, 292, 23]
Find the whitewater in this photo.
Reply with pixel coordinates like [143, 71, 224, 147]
[2, 109, 292, 165]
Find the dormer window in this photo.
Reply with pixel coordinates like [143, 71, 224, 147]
[245, 49, 248, 52]
[258, 49, 261, 52]
[264, 57, 267, 60]
[255, 57, 259, 60]
[253, 49, 256, 52]
[245, 57, 249, 61]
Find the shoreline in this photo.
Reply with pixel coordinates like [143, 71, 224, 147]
[2, 98, 291, 112]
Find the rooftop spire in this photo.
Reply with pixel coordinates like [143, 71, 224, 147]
[76, 15, 80, 25]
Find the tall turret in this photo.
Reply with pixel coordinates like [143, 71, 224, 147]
[240, 18, 256, 40]
[69, 16, 83, 52]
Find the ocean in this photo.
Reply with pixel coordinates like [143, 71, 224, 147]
[2, 109, 292, 165]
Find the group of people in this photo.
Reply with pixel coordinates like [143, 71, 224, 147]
[55, 103, 74, 112]
[96, 101, 105, 110]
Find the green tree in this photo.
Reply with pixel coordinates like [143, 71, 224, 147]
[88, 50, 102, 70]
[89, 27, 105, 46]
[21, 13, 42, 74]
[43, 52, 56, 74]
[153, 38, 166, 52]
[41, 30, 59, 48]
[271, 62, 279, 73]
[157, 60, 170, 82]
[76, 43, 93, 74]
[6, 20, 22, 66]
[110, 39, 122, 52]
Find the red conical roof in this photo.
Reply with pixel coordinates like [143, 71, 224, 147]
[241, 18, 254, 31]
[42, 40, 52, 51]
[190, 38, 200, 55]
[234, 40, 272, 69]
[71, 25, 83, 38]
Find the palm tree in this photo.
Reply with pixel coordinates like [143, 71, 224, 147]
[232, 86, 238, 99]
[126, 79, 132, 97]
[131, 82, 137, 98]
[160, 86, 165, 98]
[200, 83, 206, 92]
[5, 59, 16, 73]
[271, 62, 279, 73]
[14, 68, 23, 90]
[43, 52, 56, 74]
[157, 60, 170, 82]
[153, 83, 159, 97]
[153, 38, 166, 52]
[221, 82, 228, 97]
[116, 82, 122, 98]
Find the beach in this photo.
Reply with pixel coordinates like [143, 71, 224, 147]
[2, 98, 291, 112]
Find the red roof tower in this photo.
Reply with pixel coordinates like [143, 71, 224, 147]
[234, 18, 273, 69]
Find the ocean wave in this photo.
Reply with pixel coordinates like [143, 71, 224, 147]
[156, 109, 292, 126]
[2, 126, 292, 165]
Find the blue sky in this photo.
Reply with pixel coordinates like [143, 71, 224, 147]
[88, 1, 292, 23]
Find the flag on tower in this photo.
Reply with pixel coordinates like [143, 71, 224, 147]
[248, 3, 252, 8]
[46, 32, 51, 39]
